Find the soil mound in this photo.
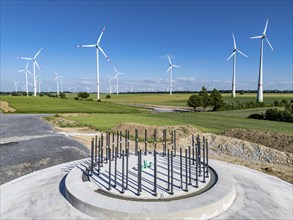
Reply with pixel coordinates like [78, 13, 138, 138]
[0, 101, 16, 112]
[221, 128, 293, 154]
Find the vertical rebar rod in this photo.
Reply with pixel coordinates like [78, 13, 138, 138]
[125, 129, 127, 152]
[116, 130, 119, 157]
[206, 140, 209, 178]
[137, 149, 141, 196]
[112, 132, 115, 160]
[125, 147, 129, 190]
[170, 150, 174, 195]
[120, 131, 122, 157]
[114, 142, 117, 187]
[98, 138, 101, 174]
[195, 145, 199, 188]
[154, 149, 157, 196]
[154, 129, 157, 149]
[121, 149, 125, 194]
[101, 133, 104, 167]
[108, 147, 111, 190]
[174, 130, 177, 156]
[185, 148, 188, 192]
[95, 135, 98, 165]
[90, 138, 94, 176]
[135, 129, 138, 155]
[192, 134, 195, 165]
[180, 147, 183, 189]
[105, 133, 108, 164]
[197, 135, 201, 176]
[163, 129, 167, 156]
[145, 129, 147, 155]
[167, 148, 170, 191]
[203, 136, 206, 183]
[188, 145, 192, 185]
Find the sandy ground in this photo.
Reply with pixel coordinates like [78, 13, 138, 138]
[0, 101, 16, 112]
[47, 116, 293, 184]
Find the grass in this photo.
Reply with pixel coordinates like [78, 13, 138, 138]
[98, 93, 292, 107]
[67, 109, 293, 135]
[0, 96, 143, 113]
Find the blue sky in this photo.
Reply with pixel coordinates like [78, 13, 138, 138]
[1, 0, 292, 93]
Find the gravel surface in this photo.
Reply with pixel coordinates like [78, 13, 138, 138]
[0, 114, 89, 185]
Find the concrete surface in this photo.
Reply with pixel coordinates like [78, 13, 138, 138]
[0, 114, 89, 184]
[1, 158, 292, 219]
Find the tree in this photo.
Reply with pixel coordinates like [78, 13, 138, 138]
[187, 94, 202, 110]
[210, 88, 224, 111]
[199, 86, 210, 111]
[59, 92, 66, 98]
[77, 92, 89, 100]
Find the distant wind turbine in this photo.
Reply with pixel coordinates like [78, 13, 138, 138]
[54, 71, 63, 95]
[17, 61, 32, 96]
[113, 66, 125, 95]
[226, 33, 248, 98]
[166, 54, 181, 96]
[13, 80, 19, 93]
[76, 27, 111, 100]
[251, 19, 274, 102]
[107, 74, 114, 94]
[18, 48, 42, 97]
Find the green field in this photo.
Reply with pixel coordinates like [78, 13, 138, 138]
[67, 109, 293, 135]
[99, 93, 292, 107]
[0, 96, 142, 113]
[1, 93, 292, 135]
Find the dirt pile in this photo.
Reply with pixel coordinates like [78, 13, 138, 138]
[221, 128, 293, 154]
[0, 101, 16, 112]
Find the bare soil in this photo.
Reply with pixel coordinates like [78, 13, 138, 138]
[0, 101, 16, 112]
[45, 116, 293, 183]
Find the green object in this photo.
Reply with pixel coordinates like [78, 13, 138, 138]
[144, 160, 148, 169]
[149, 162, 152, 169]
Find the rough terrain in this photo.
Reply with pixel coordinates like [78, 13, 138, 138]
[0, 101, 16, 112]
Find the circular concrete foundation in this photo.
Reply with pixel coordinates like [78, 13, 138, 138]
[65, 154, 236, 219]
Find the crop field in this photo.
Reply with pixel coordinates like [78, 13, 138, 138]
[100, 93, 292, 107]
[0, 96, 142, 113]
[67, 110, 293, 135]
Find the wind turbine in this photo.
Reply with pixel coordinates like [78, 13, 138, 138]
[76, 27, 111, 100]
[17, 61, 32, 96]
[54, 71, 63, 95]
[251, 19, 274, 102]
[166, 54, 181, 96]
[107, 74, 114, 94]
[226, 33, 248, 98]
[113, 66, 125, 95]
[18, 48, 42, 97]
[13, 80, 19, 93]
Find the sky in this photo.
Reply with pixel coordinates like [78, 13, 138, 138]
[1, 0, 292, 93]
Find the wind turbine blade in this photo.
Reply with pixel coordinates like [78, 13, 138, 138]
[17, 69, 25, 72]
[232, 33, 237, 49]
[118, 72, 125, 75]
[97, 27, 106, 45]
[18, 57, 33, 60]
[76, 44, 96, 48]
[34, 60, 40, 70]
[226, 51, 235, 61]
[250, 36, 262, 39]
[167, 54, 172, 64]
[172, 64, 181, 68]
[265, 37, 274, 50]
[237, 50, 248, 58]
[25, 61, 29, 69]
[34, 48, 43, 59]
[263, 19, 269, 35]
[113, 66, 118, 73]
[27, 70, 33, 76]
[166, 66, 171, 73]
[98, 46, 111, 63]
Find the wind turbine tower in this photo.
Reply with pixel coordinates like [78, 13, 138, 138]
[54, 71, 63, 95]
[76, 27, 111, 100]
[226, 33, 248, 97]
[251, 19, 274, 102]
[166, 54, 181, 96]
[17, 61, 32, 96]
[13, 80, 19, 93]
[113, 66, 125, 95]
[18, 48, 42, 97]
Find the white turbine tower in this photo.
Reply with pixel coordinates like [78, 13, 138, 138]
[166, 54, 181, 96]
[251, 19, 274, 102]
[18, 48, 42, 97]
[76, 27, 111, 100]
[54, 71, 63, 95]
[226, 33, 248, 98]
[107, 74, 114, 94]
[17, 61, 32, 96]
[113, 66, 125, 95]
[13, 80, 19, 93]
